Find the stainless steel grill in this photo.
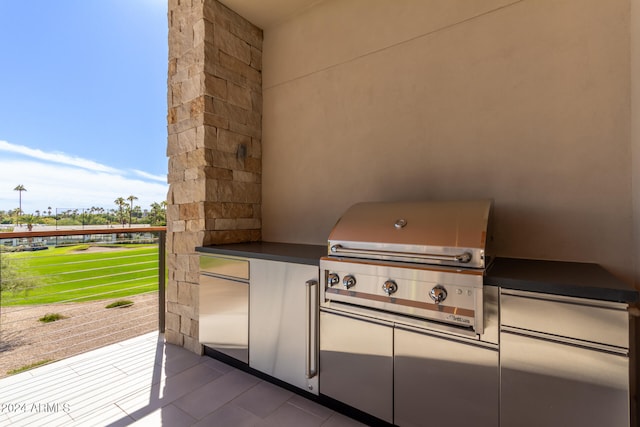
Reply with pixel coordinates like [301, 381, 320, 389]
[319, 200, 499, 425]
[320, 200, 494, 332]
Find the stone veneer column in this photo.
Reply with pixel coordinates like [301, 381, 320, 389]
[166, 0, 262, 353]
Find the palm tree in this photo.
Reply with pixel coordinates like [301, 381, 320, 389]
[23, 214, 35, 231]
[96, 207, 105, 222]
[114, 197, 126, 226]
[150, 201, 167, 225]
[127, 195, 138, 227]
[13, 184, 26, 225]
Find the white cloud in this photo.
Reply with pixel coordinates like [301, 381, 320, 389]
[0, 140, 122, 174]
[0, 141, 168, 213]
[132, 169, 166, 183]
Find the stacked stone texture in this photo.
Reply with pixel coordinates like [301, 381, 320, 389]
[166, 0, 263, 353]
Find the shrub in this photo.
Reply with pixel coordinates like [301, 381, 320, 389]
[1, 255, 38, 294]
[39, 313, 68, 323]
[105, 300, 134, 309]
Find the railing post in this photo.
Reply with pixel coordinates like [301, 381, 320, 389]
[0, 249, 3, 335]
[158, 230, 166, 333]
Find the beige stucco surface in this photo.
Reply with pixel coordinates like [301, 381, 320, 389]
[633, 0, 640, 287]
[261, 0, 635, 283]
[219, 0, 321, 29]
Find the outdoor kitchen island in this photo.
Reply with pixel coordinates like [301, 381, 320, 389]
[197, 243, 638, 427]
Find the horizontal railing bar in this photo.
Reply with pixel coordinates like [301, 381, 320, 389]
[12, 262, 156, 281]
[4, 281, 156, 312]
[8, 263, 156, 282]
[3, 280, 157, 305]
[9, 261, 154, 275]
[1, 302, 157, 332]
[7, 304, 157, 339]
[0, 226, 166, 239]
[0, 291, 158, 325]
[37, 313, 157, 357]
[1, 271, 157, 294]
[1, 320, 159, 364]
[20, 314, 158, 367]
[1, 278, 156, 303]
[37, 310, 156, 343]
[8, 252, 156, 266]
[2, 290, 156, 324]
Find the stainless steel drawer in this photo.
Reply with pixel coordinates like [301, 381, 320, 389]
[501, 290, 629, 348]
[200, 255, 249, 280]
[199, 273, 249, 363]
[500, 330, 629, 427]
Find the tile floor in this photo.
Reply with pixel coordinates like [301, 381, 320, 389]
[0, 332, 365, 426]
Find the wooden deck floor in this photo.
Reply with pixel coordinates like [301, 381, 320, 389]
[0, 332, 364, 426]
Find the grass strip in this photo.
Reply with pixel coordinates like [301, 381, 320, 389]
[8, 360, 54, 375]
[1, 244, 160, 306]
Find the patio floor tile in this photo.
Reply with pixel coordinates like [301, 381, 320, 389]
[0, 331, 365, 426]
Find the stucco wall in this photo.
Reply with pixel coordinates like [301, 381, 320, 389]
[261, 0, 635, 283]
[633, 0, 640, 287]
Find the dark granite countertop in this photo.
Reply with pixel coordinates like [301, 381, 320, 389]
[196, 241, 326, 266]
[486, 257, 638, 304]
[196, 244, 638, 304]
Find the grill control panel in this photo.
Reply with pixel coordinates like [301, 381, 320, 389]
[320, 258, 483, 331]
[323, 271, 473, 309]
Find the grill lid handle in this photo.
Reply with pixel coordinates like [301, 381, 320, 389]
[330, 245, 472, 264]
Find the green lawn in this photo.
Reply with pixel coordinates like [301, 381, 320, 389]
[1, 244, 160, 306]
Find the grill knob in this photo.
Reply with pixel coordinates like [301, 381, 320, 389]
[382, 280, 398, 296]
[343, 275, 356, 289]
[327, 273, 339, 287]
[429, 285, 447, 304]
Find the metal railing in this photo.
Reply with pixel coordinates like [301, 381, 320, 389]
[0, 226, 166, 377]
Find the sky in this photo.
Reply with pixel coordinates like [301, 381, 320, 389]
[0, 0, 168, 214]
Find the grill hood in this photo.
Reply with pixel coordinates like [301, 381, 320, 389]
[327, 200, 493, 269]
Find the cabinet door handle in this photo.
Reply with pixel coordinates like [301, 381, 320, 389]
[306, 279, 318, 379]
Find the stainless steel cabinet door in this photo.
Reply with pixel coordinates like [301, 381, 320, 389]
[394, 327, 499, 427]
[250, 260, 319, 394]
[320, 310, 393, 423]
[501, 331, 629, 427]
[199, 274, 249, 363]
